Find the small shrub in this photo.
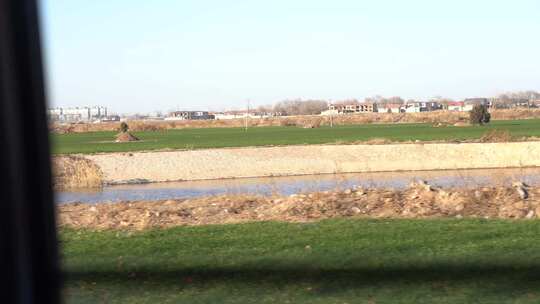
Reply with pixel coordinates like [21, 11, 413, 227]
[119, 122, 129, 133]
[469, 105, 491, 125]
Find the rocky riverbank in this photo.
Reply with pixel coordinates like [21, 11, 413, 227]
[58, 182, 540, 230]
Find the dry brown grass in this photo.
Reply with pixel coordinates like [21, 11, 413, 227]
[57, 183, 540, 230]
[480, 130, 513, 143]
[52, 156, 103, 190]
[363, 138, 394, 145]
[278, 117, 298, 127]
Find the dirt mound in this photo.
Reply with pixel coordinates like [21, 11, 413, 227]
[52, 156, 102, 190]
[115, 132, 139, 142]
[58, 183, 540, 230]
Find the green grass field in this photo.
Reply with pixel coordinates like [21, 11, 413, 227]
[52, 119, 540, 154]
[62, 219, 540, 303]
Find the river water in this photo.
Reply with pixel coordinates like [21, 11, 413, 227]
[55, 167, 540, 204]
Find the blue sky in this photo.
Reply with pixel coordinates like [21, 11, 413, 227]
[41, 0, 540, 114]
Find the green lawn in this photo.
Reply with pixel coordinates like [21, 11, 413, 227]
[52, 119, 540, 154]
[62, 219, 540, 303]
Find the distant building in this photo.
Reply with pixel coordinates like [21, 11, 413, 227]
[213, 112, 241, 120]
[403, 101, 441, 113]
[358, 103, 377, 113]
[447, 101, 465, 111]
[213, 110, 278, 120]
[320, 109, 339, 116]
[328, 102, 377, 114]
[463, 98, 490, 111]
[376, 103, 403, 113]
[94, 115, 120, 123]
[404, 103, 422, 113]
[445, 99, 490, 112]
[166, 111, 214, 120]
[47, 106, 108, 122]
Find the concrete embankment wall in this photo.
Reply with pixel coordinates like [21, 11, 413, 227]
[73, 142, 540, 185]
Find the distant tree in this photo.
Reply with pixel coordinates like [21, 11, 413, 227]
[496, 91, 540, 107]
[469, 105, 491, 125]
[364, 97, 375, 103]
[119, 122, 129, 133]
[508, 90, 540, 100]
[273, 99, 328, 116]
[365, 95, 386, 104]
[496, 94, 512, 105]
[365, 96, 403, 105]
[256, 105, 273, 115]
[387, 96, 404, 104]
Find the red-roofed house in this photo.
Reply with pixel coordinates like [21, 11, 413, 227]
[447, 101, 465, 111]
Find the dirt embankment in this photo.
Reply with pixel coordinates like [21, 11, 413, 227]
[79, 142, 540, 186]
[50, 109, 540, 134]
[57, 182, 540, 230]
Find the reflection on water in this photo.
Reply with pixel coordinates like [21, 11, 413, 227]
[56, 167, 540, 204]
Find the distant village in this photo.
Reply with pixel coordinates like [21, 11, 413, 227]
[47, 94, 540, 123]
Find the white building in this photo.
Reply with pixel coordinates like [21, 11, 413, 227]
[213, 111, 272, 120]
[376, 104, 403, 113]
[403, 101, 441, 113]
[213, 112, 246, 120]
[320, 109, 339, 116]
[47, 106, 108, 122]
[404, 103, 422, 113]
[166, 111, 213, 120]
[328, 103, 377, 114]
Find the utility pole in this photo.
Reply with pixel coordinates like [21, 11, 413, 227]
[245, 99, 250, 131]
[328, 99, 334, 128]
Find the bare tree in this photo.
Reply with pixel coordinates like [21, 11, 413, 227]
[386, 96, 404, 104]
[431, 96, 454, 109]
[273, 99, 328, 116]
[496, 91, 540, 107]
[255, 105, 273, 115]
[365, 95, 403, 104]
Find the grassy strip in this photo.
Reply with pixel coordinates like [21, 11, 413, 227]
[62, 219, 540, 303]
[52, 119, 540, 154]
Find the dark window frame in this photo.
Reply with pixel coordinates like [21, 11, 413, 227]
[0, 0, 60, 303]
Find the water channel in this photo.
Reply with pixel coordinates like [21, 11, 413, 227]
[56, 167, 540, 204]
